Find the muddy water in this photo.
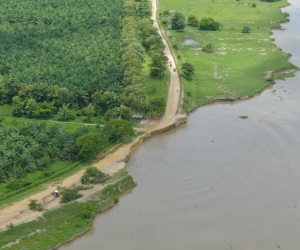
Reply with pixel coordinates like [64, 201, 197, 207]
[60, 1, 300, 250]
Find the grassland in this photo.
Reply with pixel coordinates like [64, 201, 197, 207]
[158, 0, 298, 110]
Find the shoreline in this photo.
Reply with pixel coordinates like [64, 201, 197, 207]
[0, 0, 184, 233]
[0, 0, 297, 249]
[55, 0, 298, 248]
[186, 66, 296, 115]
[0, 115, 186, 232]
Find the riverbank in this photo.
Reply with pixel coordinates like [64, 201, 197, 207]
[0, 0, 184, 246]
[0, 116, 185, 249]
[58, 1, 300, 249]
[0, 0, 297, 248]
[0, 173, 137, 250]
[157, 0, 298, 111]
[0, 114, 186, 229]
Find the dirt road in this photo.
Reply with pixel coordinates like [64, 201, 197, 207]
[0, 0, 184, 232]
[151, 0, 183, 127]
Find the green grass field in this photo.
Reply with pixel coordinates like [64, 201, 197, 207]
[157, 0, 297, 110]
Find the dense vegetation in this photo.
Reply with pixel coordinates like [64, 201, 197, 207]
[0, 118, 134, 186]
[0, 0, 168, 121]
[0, 123, 96, 183]
[0, 0, 166, 188]
[81, 166, 109, 185]
[0, 0, 168, 208]
[0, 0, 123, 90]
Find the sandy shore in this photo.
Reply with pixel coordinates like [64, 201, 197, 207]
[0, 0, 186, 231]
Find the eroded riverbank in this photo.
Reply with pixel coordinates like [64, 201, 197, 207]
[60, 1, 300, 249]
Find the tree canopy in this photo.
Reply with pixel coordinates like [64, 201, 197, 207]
[242, 26, 251, 33]
[187, 15, 199, 27]
[0, 0, 124, 92]
[76, 133, 108, 162]
[104, 119, 134, 143]
[171, 13, 186, 30]
[181, 63, 195, 81]
[199, 18, 222, 30]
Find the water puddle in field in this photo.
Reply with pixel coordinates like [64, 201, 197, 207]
[181, 38, 199, 45]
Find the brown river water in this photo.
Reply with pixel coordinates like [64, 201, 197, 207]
[60, 1, 300, 249]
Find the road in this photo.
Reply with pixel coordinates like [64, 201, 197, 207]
[151, 0, 183, 129]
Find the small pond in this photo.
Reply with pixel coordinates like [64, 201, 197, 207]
[181, 38, 199, 45]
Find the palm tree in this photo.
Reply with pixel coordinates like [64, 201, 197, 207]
[106, 82, 123, 93]
[74, 88, 89, 108]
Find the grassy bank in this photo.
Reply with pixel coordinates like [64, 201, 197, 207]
[0, 172, 136, 250]
[158, 0, 298, 111]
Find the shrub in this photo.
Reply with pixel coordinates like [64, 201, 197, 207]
[77, 133, 108, 162]
[202, 44, 215, 53]
[60, 188, 83, 203]
[78, 202, 96, 219]
[81, 166, 109, 185]
[171, 12, 186, 30]
[149, 97, 165, 113]
[57, 104, 75, 121]
[28, 199, 43, 211]
[6, 179, 32, 190]
[199, 18, 222, 30]
[173, 43, 179, 50]
[242, 26, 251, 33]
[187, 15, 199, 27]
[101, 176, 136, 199]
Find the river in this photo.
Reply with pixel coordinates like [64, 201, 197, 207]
[60, 1, 300, 249]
